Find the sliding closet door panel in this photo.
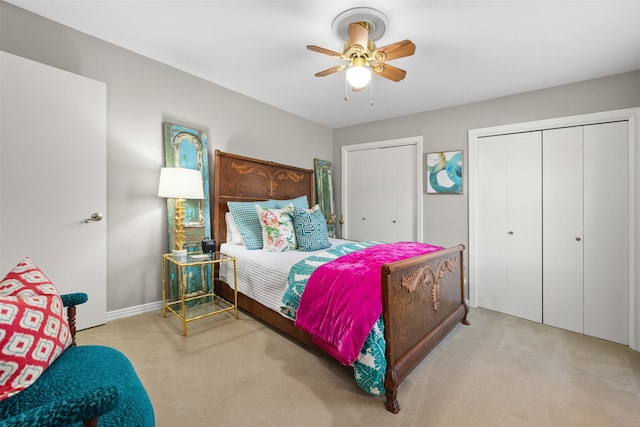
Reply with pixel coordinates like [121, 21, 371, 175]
[477, 135, 509, 313]
[505, 133, 542, 322]
[388, 144, 417, 241]
[345, 145, 417, 242]
[583, 121, 629, 344]
[477, 131, 542, 322]
[346, 148, 382, 241]
[542, 127, 584, 334]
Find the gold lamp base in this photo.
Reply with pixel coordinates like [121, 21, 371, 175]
[174, 197, 186, 252]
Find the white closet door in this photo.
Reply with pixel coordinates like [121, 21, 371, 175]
[477, 132, 542, 322]
[344, 144, 417, 242]
[505, 133, 543, 322]
[583, 121, 629, 344]
[543, 127, 585, 334]
[477, 136, 508, 313]
[346, 147, 384, 241]
[387, 144, 416, 241]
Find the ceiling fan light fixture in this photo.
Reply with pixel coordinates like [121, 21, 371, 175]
[346, 64, 372, 89]
[346, 57, 372, 89]
[308, 7, 415, 96]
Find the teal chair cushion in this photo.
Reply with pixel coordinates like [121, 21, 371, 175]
[0, 345, 154, 427]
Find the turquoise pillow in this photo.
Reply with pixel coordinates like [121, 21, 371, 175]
[228, 200, 278, 249]
[292, 205, 331, 252]
[271, 195, 309, 210]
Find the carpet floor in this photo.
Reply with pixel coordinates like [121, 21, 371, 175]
[77, 307, 640, 426]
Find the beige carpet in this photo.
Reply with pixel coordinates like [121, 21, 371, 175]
[77, 307, 640, 427]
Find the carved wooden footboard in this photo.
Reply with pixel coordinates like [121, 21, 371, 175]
[381, 244, 469, 413]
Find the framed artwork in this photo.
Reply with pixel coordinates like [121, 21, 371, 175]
[426, 151, 463, 194]
[314, 159, 336, 237]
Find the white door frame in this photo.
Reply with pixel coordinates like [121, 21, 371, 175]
[341, 136, 423, 242]
[468, 107, 640, 350]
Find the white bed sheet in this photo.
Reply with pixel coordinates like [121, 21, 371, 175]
[218, 238, 350, 312]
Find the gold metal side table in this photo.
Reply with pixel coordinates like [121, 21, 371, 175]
[162, 251, 237, 335]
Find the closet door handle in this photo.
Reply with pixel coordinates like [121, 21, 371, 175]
[84, 212, 103, 223]
[508, 231, 514, 235]
[576, 237, 581, 241]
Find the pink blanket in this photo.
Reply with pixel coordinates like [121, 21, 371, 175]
[294, 241, 443, 365]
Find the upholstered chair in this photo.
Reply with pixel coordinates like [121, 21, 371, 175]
[0, 293, 155, 427]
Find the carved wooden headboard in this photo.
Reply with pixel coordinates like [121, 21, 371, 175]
[212, 150, 314, 251]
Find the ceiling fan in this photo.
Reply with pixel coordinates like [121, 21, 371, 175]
[307, 7, 416, 92]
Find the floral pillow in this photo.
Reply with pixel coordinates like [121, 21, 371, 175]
[0, 257, 72, 401]
[254, 204, 297, 252]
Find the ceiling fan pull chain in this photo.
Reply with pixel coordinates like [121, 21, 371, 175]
[370, 77, 374, 106]
[344, 75, 350, 101]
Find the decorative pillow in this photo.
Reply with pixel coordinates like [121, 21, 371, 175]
[255, 204, 297, 252]
[292, 204, 331, 252]
[225, 212, 243, 245]
[271, 195, 309, 210]
[0, 257, 72, 401]
[227, 200, 278, 249]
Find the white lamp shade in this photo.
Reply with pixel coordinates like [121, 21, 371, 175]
[346, 65, 372, 89]
[157, 167, 204, 199]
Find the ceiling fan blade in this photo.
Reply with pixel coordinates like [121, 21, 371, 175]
[348, 22, 369, 51]
[373, 40, 416, 62]
[307, 45, 345, 59]
[314, 65, 347, 77]
[372, 63, 407, 82]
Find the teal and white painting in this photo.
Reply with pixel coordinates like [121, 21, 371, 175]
[426, 151, 463, 194]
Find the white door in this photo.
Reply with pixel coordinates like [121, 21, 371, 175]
[346, 147, 384, 241]
[0, 52, 107, 330]
[476, 131, 542, 322]
[388, 144, 416, 241]
[343, 141, 419, 243]
[542, 126, 585, 334]
[583, 121, 629, 344]
[469, 109, 637, 349]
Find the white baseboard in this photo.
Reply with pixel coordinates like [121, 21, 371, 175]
[106, 300, 163, 322]
[106, 298, 474, 323]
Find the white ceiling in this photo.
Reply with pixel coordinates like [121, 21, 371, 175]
[7, 0, 640, 129]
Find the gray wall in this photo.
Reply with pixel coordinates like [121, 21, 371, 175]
[333, 71, 640, 254]
[3, 1, 640, 314]
[0, 2, 333, 313]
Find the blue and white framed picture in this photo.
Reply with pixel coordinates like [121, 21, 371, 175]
[426, 151, 463, 194]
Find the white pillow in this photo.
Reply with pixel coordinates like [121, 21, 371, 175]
[225, 212, 243, 245]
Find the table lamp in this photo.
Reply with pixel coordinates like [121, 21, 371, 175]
[158, 167, 205, 258]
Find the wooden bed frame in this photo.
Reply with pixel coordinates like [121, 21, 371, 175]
[212, 150, 469, 413]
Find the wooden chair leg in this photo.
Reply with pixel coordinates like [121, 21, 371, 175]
[67, 305, 78, 347]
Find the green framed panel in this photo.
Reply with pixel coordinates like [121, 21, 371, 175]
[314, 158, 336, 237]
[163, 122, 211, 298]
